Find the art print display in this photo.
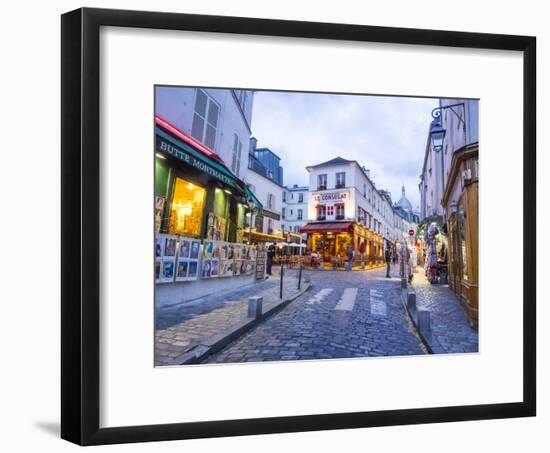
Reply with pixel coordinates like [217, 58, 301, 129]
[190, 240, 200, 259]
[206, 213, 227, 241]
[178, 238, 190, 258]
[202, 240, 221, 261]
[155, 259, 161, 282]
[188, 261, 198, 279]
[155, 236, 163, 258]
[175, 259, 190, 281]
[155, 195, 165, 234]
[163, 235, 177, 257]
[160, 258, 175, 283]
[219, 259, 234, 277]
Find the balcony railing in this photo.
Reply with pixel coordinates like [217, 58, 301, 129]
[317, 184, 327, 191]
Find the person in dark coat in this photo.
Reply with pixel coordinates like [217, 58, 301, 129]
[266, 244, 276, 275]
[347, 245, 354, 271]
[385, 247, 392, 278]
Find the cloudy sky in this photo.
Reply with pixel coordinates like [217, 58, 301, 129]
[250, 90, 438, 210]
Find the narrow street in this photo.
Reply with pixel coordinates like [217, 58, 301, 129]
[206, 266, 426, 363]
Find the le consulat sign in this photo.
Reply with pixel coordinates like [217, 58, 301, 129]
[313, 191, 349, 202]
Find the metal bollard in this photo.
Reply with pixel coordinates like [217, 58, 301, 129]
[248, 296, 263, 319]
[417, 308, 431, 334]
[407, 290, 416, 312]
[280, 264, 284, 299]
[401, 277, 407, 289]
[298, 264, 303, 290]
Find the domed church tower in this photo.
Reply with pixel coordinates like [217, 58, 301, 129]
[396, 185, 413, 213]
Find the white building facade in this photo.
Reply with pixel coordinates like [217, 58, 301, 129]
[244, 169, 283, 240]
[155, 87, 254, 179]
[282, 185, 309, 235]
[301, 157, 411, 263]
[419, 98, 479, 221]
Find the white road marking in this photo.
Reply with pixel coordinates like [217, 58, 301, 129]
[334, 288, 358, 311]
[370, 289, 387, 316]
[306, 288, 334, 305]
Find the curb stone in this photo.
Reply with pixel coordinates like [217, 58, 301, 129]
[167, 283, 312, 365]
[400, 288, 446, 354]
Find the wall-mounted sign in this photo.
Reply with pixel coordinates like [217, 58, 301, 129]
[313, 191, 349, 202]
[257, 208, 281, 220]
[156, 137, 236, 188]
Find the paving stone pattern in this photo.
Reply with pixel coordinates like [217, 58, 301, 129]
[412, 271, 478, 353]
[155, 270, 304, 365]
[206, 266, 426, 364]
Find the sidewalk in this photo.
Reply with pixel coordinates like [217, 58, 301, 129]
[411, 269, 478, 354]
[155, 269, 310, 366]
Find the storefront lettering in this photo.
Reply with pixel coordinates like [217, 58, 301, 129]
[313, 192, 349, 202]
[158, 139, 236, 187]
[257, 208, 280, 221]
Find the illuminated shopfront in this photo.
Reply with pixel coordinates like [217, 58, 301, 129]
[168, 178, 206, 236]
[154, 116, 261, 242]
[442, 143, 479, 328]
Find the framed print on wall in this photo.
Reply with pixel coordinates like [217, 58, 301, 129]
[61, 7, 536, 446]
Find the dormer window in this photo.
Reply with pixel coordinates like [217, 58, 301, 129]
[317, 174, 327, 190]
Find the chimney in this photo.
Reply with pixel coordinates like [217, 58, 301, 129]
[249, 136, 258, 154]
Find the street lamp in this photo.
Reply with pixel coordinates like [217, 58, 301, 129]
[429, 101, 466, 149]
[429, 119, 446, 151]
[246, 199, 255, 245]
[429, 119, 446, 198]
[427, 102, 466, 220]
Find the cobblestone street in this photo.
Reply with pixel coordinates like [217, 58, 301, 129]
[206, 265, 426, 363]
[155, 268, 306, 365]
[412, 271, 478, 353]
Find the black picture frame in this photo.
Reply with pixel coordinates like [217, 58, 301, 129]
[61, 7, 536, 446]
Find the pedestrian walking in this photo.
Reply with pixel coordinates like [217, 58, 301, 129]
[266, 243, 275, 275]
[347, 245, 354, 271]
[385, 246, 392, 278]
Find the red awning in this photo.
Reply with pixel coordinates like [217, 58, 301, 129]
[300, 222, 354, 234]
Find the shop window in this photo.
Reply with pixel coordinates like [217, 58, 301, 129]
[206, 188, 229, 241]
[336, 172, 346, 188]
[191, 89, 219, 150]
[335, 203, 345, 220]
[255, 215, 264, 233]
[327, 206, 334, 216]
[458, 204, 468, 280]
[267, 193, 275, 209]
[231, 134, 243, 177]
[267, 219, 273, 235]
[169, 178, 206, 237]
[317, 174, 327, 190]
[316, 205, 326, 221]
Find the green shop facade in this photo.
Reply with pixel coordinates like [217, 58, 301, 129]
[154, 120, 261, 244]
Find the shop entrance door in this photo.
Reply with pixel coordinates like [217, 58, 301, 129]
[322, 235, 336, 262]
